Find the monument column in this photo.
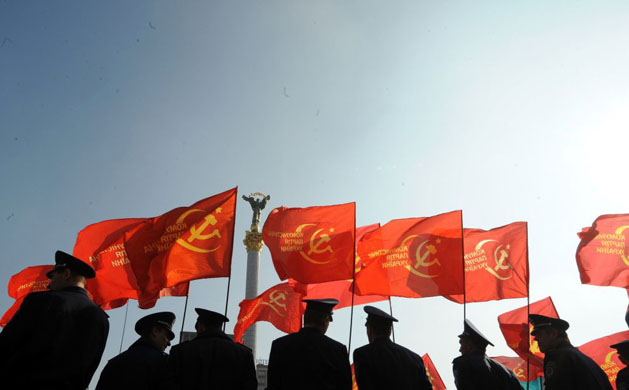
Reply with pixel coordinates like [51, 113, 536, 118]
[242, 192, 270, 360]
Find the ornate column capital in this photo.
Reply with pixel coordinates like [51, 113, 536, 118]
[243, 230, 264, 252]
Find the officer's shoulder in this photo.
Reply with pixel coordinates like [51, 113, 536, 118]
[233, 341, 253, 353]
[452, 354, 481, 366]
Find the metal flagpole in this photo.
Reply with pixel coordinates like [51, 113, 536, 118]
[461, 211, 467, 321]
[525, 222, 530, 390]
[388, 297, 395, 343]
[223, 275, 232, 332]
[347, 203, 357, 356]
[119, 302, 129, 353]
[180, 294, 189, 341]
[222, 189, 239, 332]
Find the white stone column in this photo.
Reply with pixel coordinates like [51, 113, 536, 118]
[242, 228, 263, 360]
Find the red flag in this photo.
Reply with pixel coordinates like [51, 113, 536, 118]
[491, 355, 543, 382]
[446, 222, 528, 303]
[74, 218, 191, 310]
[1, 265, 53, 327]
[355, 211, 464, 298]
[233, 282, 304, 343]
[576, 214, 629, 288]
[294, 224, 386, 309]
[422, 353, 446, 390]
[125, 188, 237, 308]
[263, 203, 356, 284]
[351, 363, 358, 390]
[498, 296, 559, 367]
[578, 330, 629, 389]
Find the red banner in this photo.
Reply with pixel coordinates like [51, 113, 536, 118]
[498, 296, 558, 368]
[578, 330, 629, 389]
[355, 211, 464, 298]
[351, 363, 358, 390]
[576, 214, 629, 288]
[125, 188, 237, 308]
[1, 265, 53, 327]
[492, 355, 543, 382]
[263, 203, 356, 284]
[422, 353, 446, 390]
[233, 282, 304, 343]
[446, 222, 528, 303]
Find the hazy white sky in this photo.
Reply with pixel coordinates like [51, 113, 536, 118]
[2, 1, 629, 388]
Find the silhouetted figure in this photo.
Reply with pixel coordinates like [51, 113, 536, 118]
[611, 340, 629, 390]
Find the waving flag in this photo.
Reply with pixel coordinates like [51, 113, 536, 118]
[1, 265, 53, 327]
[422, 353, 446, 390]
[578, 330, 629, 389]
[498, 296, 558, 368]
[355, 211, 464, 298]
[233, 282, 304, 343]
[446, 222, 528, 303]
[263, 203, 355, 284]
[576, 214, 629, 288]
[125, 188, 237, 307]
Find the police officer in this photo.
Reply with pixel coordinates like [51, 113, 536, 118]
[353, 305, 432, 390]
[267, 298, 352, 390]
[529, 314, 612, 390]
[0, 250, 109, 389]
[452, 319, 521, 390]
[611, 340, 629, 390]
[168, 308, 257, 389]
[96, 311, 176, 390]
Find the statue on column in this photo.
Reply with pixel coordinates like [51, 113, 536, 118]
[242, 192, 270, 230]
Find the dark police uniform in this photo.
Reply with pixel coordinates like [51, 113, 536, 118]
[353, 305, 431, 390]
[96, 311, 176, 390]
[452, 319, 521, 390]
[0, 251, 109, 389]
[267, 326, 352, 390]
[354, 337, 432, 390]
[612, 340, 629, 390]
[542, 341, 612, 390]
[96, 338, 169, 390]
[168, 329, 257, 389]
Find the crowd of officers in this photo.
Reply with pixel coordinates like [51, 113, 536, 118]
[0, 251, 627, 389]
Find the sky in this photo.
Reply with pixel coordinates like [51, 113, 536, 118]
[1, 1, 629, 388]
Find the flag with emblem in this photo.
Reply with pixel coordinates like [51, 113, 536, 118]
[351, 363, 358, 390]
[422, 354, 446, 390]
[293, 224, 387, 309]
[0, 265, 53, 327]
[491, 355, 544, 382]
[74, 217, 191, 310]
[446, 222, 528, 303]
[233, 282, 304, 343]
[498, 296, 559, 368]
[578, 330, 629, 389]
[354, 210, 464, 298]
[124, 188, 237, 308]
[262, 203, 356, 284]
[576, 214, 629, 288]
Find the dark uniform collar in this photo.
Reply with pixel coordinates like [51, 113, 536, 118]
[300, 326, 325, 334]
[60, 286, 89, 295]
[196, 329, 232, 341]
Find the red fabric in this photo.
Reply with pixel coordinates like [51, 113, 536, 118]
[263, 203, 356, 284]
[351, 363, 358, 390]
[491, 355, 544, 382]
[498, 296, 558, 368]
[233, 282, 304, 343]
[294, 224, 386, 309]
[446, 222, 528, 303]
[422, 353, 446, 390]
[578, 330, 629, 390]
[159, 282, 190, 297]
[125, 188, 237, 308]
[1, 265, 53, 327]
[576, 214, 629, 288]
[74, 218, 191, 310]
[354, 210, 464, 298]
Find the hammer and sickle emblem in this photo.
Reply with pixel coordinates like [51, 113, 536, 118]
[260, 290, 287, 316]
[477, 239, 513, 281]
[605, 350, 617, 364]
[176, 208, 223, 253]
[615, 226, 629, 266]
[402, 235, 440, 278]
[297, 224, 334, 264]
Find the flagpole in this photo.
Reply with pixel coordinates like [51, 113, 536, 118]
[223, 188, 239, 332]
[525, 222, 530, 390]
[180, 294, 189, 341]
[119, 301, 129, 353]
[388, 297, 395, 343]
[461, 211, 466, 321]
[223, 275, 232, 332]
[347, 203, 357, 356]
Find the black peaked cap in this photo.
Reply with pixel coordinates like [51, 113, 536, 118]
[459, 319, 494, 347]
[529, 314, 569, 335]
[46, 250, 96, 279]
[195, 308, 229, 323]
[303, 298, 339, 314]
[364, 305, 398, 322]
[135, 311, 176, 340]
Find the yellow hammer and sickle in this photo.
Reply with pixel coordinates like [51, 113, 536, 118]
[402, 236, 440, 278]
[529, 325, 541, 354]
[481, 241, 513, 281]
[176, 209, 222, 254]
[260, 290, 287, 316]
[297, 224, 333, 264]
[605, 350, 617, 364]
[614, 226, 629, 266]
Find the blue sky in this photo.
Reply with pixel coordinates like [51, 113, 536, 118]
[2, 1, 629, 388]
